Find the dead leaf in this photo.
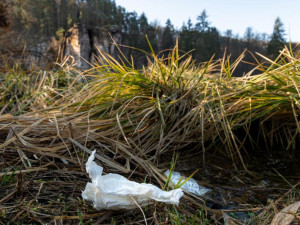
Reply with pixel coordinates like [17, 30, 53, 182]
[271, 201, 300, 225]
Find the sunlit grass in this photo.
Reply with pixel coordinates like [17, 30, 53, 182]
[39, 44, 300, 169]
[0, 63, 81, 114]
[1, 43, 300, 224]
[1, 44, 300, 167]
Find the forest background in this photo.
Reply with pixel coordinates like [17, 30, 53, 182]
[0, 0, 292, 74]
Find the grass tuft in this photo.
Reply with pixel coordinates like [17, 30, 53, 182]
[1, 44, 300, 223]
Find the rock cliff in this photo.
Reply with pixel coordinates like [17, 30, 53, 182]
[63, 24, 122, 70]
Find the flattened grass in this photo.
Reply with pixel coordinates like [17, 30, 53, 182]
[1, 44, 300, 223]
[42, 45, 300, 168]
[1, 44, 300, 172]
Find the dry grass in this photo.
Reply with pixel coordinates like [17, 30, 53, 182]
[1, 44, 300, 224]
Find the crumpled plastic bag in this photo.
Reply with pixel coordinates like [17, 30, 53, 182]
[82, 150, 184, 210]
[164, 170, 210, 196]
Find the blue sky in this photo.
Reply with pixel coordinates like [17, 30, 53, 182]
[115, 0, 300, 42]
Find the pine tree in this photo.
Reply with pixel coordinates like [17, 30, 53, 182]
[138, 13, 150, 56]
[161, 19, 174, 50]
[139, 13, 148, 35]
[244, 27, 254, 43]
[195, 10, 210, 32]
[187, 18, 193, 30]
[267, 17, 285, 57]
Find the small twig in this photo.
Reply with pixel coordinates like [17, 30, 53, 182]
[0, 189, 17, 204]
[53, 212, 106, 220]
[130, 195, 148, 225]
[0, 167, 47, 177]
[94, 211, 113, 225]
[221, 207, 262, 212]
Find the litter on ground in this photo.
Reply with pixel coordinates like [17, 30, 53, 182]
[82, 150, 184, 210]
[164, 170, 210, 196]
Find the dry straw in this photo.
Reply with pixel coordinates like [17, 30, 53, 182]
[1, 43, 300, 223]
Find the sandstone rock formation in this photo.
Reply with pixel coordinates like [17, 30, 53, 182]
[2, 22, 123, 70]
[63, 23, 122, 70]
[24, 37, 59, 67]
[64, 24, 91, 70]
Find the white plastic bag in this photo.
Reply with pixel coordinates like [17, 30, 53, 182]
[82, 151, 184, 210]
[164, 170, 210, 196]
